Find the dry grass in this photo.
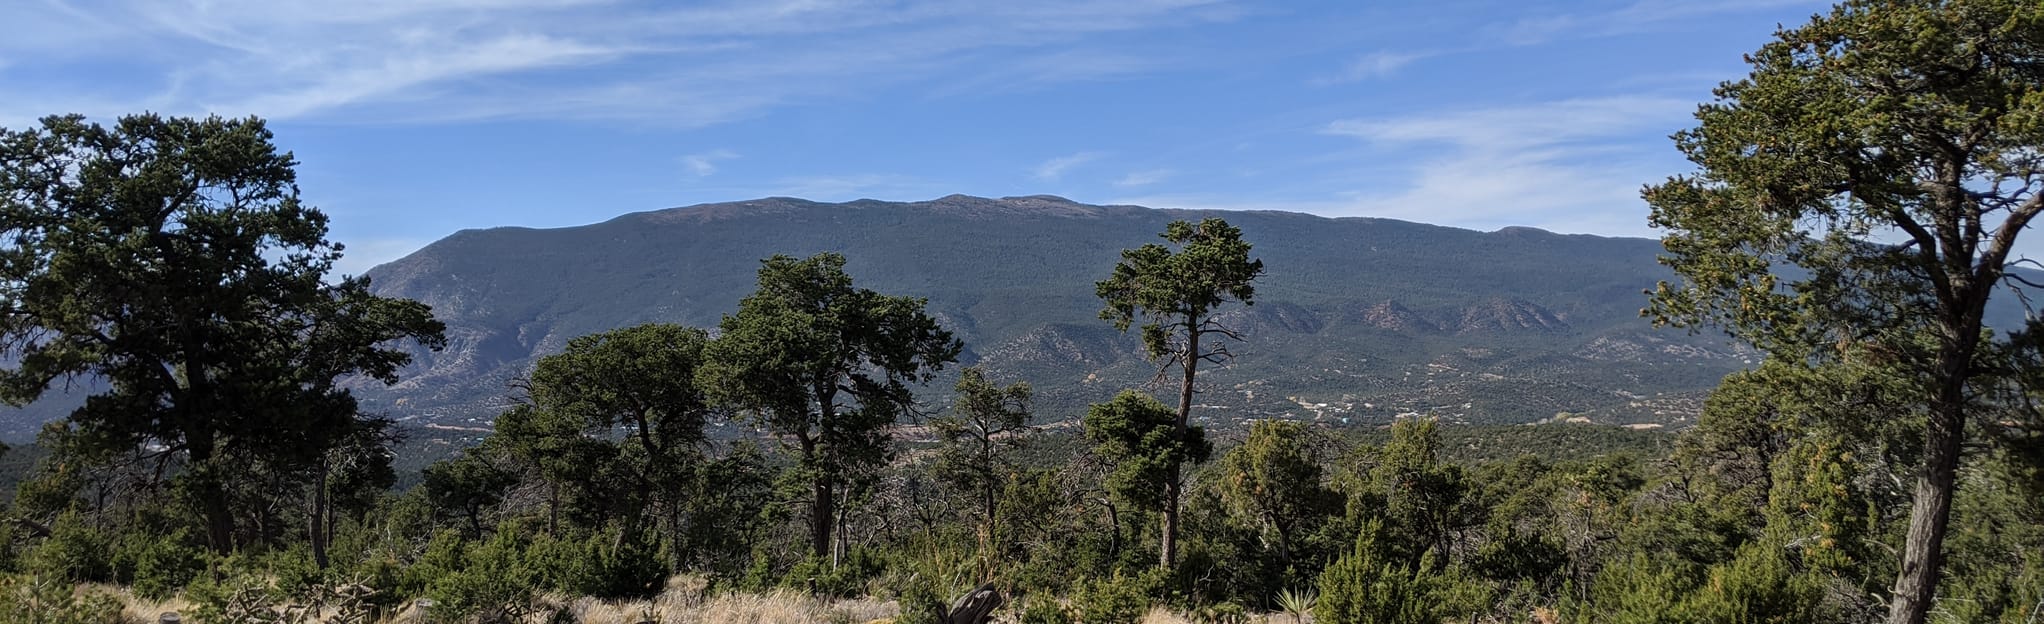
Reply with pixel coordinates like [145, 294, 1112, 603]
[88, 574, 1308, 624]
[517, 584, 895, 624]
[74, 583, 193, 624]
[1136, 606, 1314, 623]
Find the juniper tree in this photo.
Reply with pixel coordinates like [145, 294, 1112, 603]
[700, 252, 960, 564]
[1097, 217, 1263, 569]
[0, 114, 444, 552]
[1645, 1, 2044, 620]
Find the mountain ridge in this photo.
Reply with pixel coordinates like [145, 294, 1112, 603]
[0, 194, 1792, 441]
[346, 194, 1741, 435]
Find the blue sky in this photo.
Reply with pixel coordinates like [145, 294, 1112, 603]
[2, 0, 1831, 275]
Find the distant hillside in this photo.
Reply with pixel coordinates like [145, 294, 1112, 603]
[333, 194, 1760, 435]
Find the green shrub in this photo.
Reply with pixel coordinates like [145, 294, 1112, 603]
[895, 577, 947, 624]
[1565, 553, 1691, 624]
[400, 529, 468, 599]
[430, 529, 535, 621]
[781, 547, 888, 598]
[1681, 541, 1822, 624]
[571, 528, 664, 599]
[260, 543, 325, 596]
[25, 511, 112, 583]
[1019, 595, 1073, 624]
[1313, 522, 1440, 624]
[115, 530, 206, 600]
[0, 575, 123, 624]
[1073, 569, 1165, 624]
[1190, 601, 1250, 624]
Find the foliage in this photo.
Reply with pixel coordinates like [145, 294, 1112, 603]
[894, 575, 947, 624]
[1097, 218, 1263, 569]
[1641, 1, 2044, 621]
[1084, 391, 1211, 513]
[1072, 568, 1166, 624]
[782, 547, 888, 599]
[1019, 594, 1074, 624]
[0, 113, 446, 553]
[931, 366, 1033, 576]
[1313, 521, 1442, 624]
[1272, 586, 1316, 622]
[113, 528, 205, 600]
[1216, 420, 1337, 570]
[23, 512, 110, 584]
[0, 575, 122, 624]
[700, 252, 961, 560]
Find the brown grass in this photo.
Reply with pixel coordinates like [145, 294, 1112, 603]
[91, 575, 1310, 623]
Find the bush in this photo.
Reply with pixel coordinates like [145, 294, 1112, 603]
[1019, 595, 1073, 624]
[1313, 522, 1440, 624]
[1565, 553, 1691, 624]
[895, 577, 948, 624]
[1681, 541, 1822, 624]
[0, 575, 123, 624]
[572, 529, 665, 599]
[1190, 601, 1250, 624]
[1073, 569, 1166, 624]
[781, 547, 888, 598]
[25, 511, 112, 583]
[114, 530, 206, 600]
[431, 529, 536, 621]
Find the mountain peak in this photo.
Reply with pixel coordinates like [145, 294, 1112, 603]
[916, 194, 1104, 217]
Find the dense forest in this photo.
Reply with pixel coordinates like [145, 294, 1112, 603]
[1, 1, 2043, 623]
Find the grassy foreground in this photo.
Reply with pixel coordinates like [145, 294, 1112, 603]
[25, 575, 1328, 624]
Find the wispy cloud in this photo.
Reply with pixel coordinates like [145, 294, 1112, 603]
[1034, 152, 1105, 181]
[1320, 96, 1693, 234]
[1491, 0, 1820, 45]
[681, 149, 740, 177]
[1114, 169, 1175, 187]
[1316, 51, 1429, 84]
[3, 0, 1236, 125]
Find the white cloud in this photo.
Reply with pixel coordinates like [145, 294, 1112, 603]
[1491, 0, 1822, 45]
[2, 0, 1236, 125]
[1114, 169, 1175, 187]
[1321, 96, 1694, 234]
[1034, 152, 1105, 180]
[681, 149, 740, 177]
[1318, 51, 1428, 84]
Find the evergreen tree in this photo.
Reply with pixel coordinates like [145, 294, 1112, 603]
[1643, 2, 2044, 620]
[700, 253, 960, 563]
[1217, 420, 1337, 571]
[0, 114, 445, 552]
[930, 366, 1033, 577]
[1096, 217, 1263, 569]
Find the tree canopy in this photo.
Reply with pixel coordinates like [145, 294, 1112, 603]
[699, 252, 961, 563]
[1096, 217, 1262, 570]
[1643, 2, 2044, 621]
[0, 113, 445, 552]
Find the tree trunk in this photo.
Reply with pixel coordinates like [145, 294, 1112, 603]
[1103, 498, 1121, 560]
[548, 481, 560, 535]
[833, 489, 850, 568]
[667, 503, 685, 574]
[1886, 337, 1975, 624]
[812, 479, 834, 561]
[1161, 321, 1199, 570]
[982, 482, 998, 580]
[186, 432, 236, 553]
[309, 457, 330, 570]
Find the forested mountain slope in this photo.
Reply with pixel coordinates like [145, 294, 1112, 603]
[349, 194, 1757, 432]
